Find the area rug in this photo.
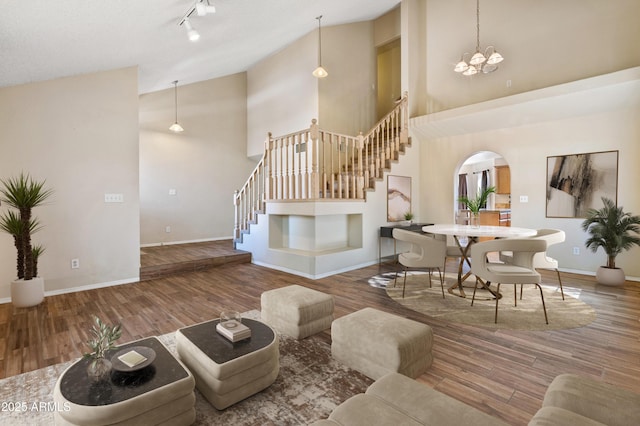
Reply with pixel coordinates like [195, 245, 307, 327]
[376, 272, 596, 331]
[0, 310, 372, 425]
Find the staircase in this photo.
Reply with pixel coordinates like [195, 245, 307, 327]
[234, 94, 410, 246]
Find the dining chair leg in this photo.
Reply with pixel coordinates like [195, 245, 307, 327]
[437, 267, 445, 298]
[520, 283, 524, 300]
[494, 283, 502, 323]
[514, 284, 517, 306]
[428, 269, 433, 288]
[536, 283, 549, 324]
[556, 268, 565, 300]
[471, 277, 479, 306]
[402, 269, 408, 298]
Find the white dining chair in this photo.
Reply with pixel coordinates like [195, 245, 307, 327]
[393, 228, 447, 298]
[471, 238, 548, 324]
[500, 229, 566, 300]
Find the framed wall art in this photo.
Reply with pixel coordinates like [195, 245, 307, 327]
[387, 175, 411, 222]
[546, 150, 618, 218]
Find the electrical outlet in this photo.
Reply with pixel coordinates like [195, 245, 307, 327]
[71, 258, 80, 269]
[519, 195, 528, 203]
[573, 247, 580, 255]
[104, 193, 124, 203]
[165, 226, 171, 233]
[169, 189, 177, 195]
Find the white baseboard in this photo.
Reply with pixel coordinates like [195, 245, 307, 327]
[141, 236, 232, 248]
[251, 259, 378, 280]
[0, 277, 139, 305]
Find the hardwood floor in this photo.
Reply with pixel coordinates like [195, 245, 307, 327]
[2, 246, 639, 425]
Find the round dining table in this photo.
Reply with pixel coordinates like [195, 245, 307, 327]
[422, 224, 536, 298]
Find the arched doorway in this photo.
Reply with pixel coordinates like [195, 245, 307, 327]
[454, 151, 511, 226]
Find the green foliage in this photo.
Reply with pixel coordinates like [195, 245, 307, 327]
[581, 197, 640, 269]
[0, 172, 52, 280]
[404, 211, 414, 221]
[84, 316, 122, 359]
[458, 186, 496, 214]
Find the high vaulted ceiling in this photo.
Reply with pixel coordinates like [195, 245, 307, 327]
[0, 0, 400, 94]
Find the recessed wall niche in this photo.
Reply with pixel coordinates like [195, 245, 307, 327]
[269, 214, 363, 254]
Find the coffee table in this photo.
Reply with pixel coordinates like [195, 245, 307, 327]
[53, 336, 195, 425]
[176, 318, 279, 410]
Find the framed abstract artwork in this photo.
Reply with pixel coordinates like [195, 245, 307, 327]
[546, 150, 618, 218]
[387, 175, 411, 222]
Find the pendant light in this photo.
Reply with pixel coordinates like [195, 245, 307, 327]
[453, 0, 504, 76]
[312, 15, 328, 78]
[169, 80, 184, 133]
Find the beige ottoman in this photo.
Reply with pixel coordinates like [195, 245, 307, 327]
[176, 318, 279, 410]
[261, 285, 334, 339]
[331, 307, 433, 380]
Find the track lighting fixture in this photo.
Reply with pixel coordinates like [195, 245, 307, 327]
[169, 81, 184, 133]
[178, 1, 215, 41]
[195, 0, 216, 16]
[182, 18, 200, 42]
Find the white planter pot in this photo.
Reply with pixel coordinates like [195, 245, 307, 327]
[10, 277, 45, 308]
[595, 266, 626, 286]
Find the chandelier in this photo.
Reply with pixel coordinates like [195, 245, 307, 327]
[454, 0, 504, 76]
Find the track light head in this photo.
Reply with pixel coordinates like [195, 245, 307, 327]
[183, 18, 200, 42]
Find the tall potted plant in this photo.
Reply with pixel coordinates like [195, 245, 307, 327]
[458, 186, 496, 227]
[0, 173, 53, 307]
[581, 197, 640, 286]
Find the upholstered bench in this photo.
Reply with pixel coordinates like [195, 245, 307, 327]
[529, 373, 640, 425]
[311, 372, 506, 426]
[261, 285, 334, 339]
[331, 307, 433, 380]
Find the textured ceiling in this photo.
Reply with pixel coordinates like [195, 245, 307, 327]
[0, 0, 400, 94]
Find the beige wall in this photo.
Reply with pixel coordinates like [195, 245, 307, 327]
[318, 22, 377, 136]
[247, 32, 318, 159]
[139, 73, 255, 245]
[415, 80, 640, 278]
[0, 67, 140, 300]
[419, 0, 640, 114]
[247, 21, 378, 158]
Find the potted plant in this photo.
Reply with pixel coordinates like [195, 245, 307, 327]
[581, 197, 640, 286]
[0, 173, 53, 307]
[403, 211, 414, 225]
[458, 186, 496, 227]
[84, 315, 122, 382]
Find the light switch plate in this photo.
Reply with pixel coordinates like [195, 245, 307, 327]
[519, 195, 528, 203]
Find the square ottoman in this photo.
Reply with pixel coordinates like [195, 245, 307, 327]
[261, 285, 334, 339]
[331, 307, 433, 380]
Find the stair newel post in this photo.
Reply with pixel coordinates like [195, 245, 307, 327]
[264, 132, 273, 201]
[310, 119, 320, 200]
[233, 190, 240, 246]
[357, 132, 365, 199]
[400, 92, 409, 145]
[294, 134, 299, 199]
[284, 135, 290, 200]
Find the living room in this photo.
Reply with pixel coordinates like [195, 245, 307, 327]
[1, 0, 639, 425]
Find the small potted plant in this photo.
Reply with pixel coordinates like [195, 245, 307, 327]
[403, 211, 414, 225]
[581, 197, 640, 286]
[84, 316, 122, 382]
[458, 186, 496, 227]
[0, 173, 53, 307]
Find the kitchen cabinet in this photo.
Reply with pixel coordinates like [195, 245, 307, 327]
[479, 210, 511, 227]
[496, 166, 510, 194]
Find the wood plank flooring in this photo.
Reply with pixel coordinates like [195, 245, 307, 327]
[2, 243, 639, 425]
[139, 241, 251, 280]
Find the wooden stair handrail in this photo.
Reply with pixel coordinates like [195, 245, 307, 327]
[234, 93, 409, 245]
